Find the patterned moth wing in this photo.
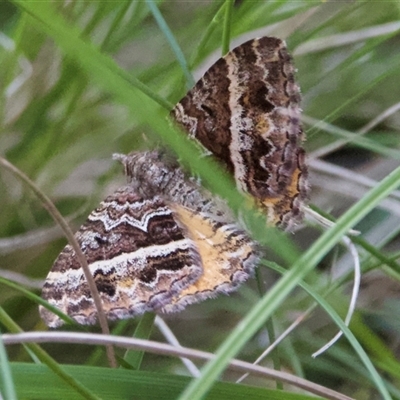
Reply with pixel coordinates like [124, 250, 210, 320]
[40, 187, 202, 328]
[116, 151, 259, 314]
[172, 36, 308, 229]
[163, 204, 256, 312]
[40, 151, 259, 327]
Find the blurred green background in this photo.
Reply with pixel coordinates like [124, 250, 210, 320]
[1, 1, 400, 399]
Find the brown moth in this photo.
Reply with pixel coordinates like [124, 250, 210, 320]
[40, 152, 258, 327]
[40, 37, 307, 327]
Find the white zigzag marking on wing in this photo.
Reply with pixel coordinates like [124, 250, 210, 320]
[45, 238, 196, 288]
[89, 203, 172, 232]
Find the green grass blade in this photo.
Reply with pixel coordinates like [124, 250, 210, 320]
[145, 0, 194, 88]
[221, 0, 234, 55]
[9, 362, 319, 400]
[178, 165, 400, 399]
[0, 309, 102, 400]
[10, 1, 248, 217]
[123, 312, 156, 369]
[0, 330, 17, 400]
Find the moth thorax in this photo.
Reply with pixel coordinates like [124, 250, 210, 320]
[113, 151, 184, 198]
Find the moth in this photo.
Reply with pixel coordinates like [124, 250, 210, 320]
[40, 152, 258, 327]
[40, 37, 307, 327]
